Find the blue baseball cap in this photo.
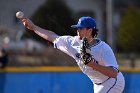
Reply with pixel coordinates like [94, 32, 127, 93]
[71, 17, 97, 29]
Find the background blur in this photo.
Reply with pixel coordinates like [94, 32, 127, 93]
[0, 0, 140, 93]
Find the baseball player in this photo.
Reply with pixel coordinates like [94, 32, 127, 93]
[22, 16, 125, 93]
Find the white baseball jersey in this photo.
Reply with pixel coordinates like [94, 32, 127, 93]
[53, 36, 125, 93]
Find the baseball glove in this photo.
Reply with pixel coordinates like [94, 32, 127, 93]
[80, 37, 92, 65]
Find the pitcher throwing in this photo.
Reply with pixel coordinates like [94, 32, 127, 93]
[22, 16, 125, 93]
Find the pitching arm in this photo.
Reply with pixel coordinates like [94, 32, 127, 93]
[22, 18, 58, 42]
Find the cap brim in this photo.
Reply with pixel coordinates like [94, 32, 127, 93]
[71, 24, 83, 28]
[71, 25, 78, 28]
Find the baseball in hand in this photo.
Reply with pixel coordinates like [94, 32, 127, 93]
[16, 11, 24, 19]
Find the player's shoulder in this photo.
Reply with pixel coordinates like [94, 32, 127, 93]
[55, 35, 76, 43]
[98, 40, 114, 53]
[102, 41, 112, 49]
[57, 35, 76, 40]
[93, 39, 111, 49]
[57, 35, 74, 38]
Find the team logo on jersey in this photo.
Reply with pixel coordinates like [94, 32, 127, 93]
[75, 53, 81, 59]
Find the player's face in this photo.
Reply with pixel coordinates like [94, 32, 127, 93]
[77, 28, 92, 39]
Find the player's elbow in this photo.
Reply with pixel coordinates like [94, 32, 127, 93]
[109, 70, 118, 78]
[111, 72, 117, 78]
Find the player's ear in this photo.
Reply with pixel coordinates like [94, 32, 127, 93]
[88, 28, 93, 33]
[87, 28, 92, 31]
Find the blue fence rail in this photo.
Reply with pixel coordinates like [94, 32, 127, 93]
[0, 67, 140, 93]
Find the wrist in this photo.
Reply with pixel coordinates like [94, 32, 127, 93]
[86, 59, 98, 69]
